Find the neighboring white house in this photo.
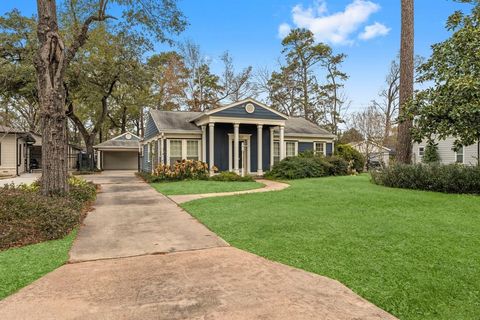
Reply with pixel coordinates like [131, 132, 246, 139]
[350, 141, 391, 167]
[413, 137, 479, 165]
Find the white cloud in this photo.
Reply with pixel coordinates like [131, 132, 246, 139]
[281, 0, 387, 45]
[359, 22, 390, 40]
[278, 23, 292, 39]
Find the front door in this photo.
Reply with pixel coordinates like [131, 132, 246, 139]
[231, 139, 248, 175]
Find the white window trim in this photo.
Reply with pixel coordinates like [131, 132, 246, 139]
[455, 146, 464, 164]
[418, 146, 425, 158]
[313, 141, 327, 156]
[166, 139, 202, 165]
[272, 140, 298, 161]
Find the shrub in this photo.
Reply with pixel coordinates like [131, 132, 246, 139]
[265, 156, 333, 179]
[152, 160, 209, 181]
[423, 142, 440, 164]
[335, 144, 366, 173]
[210, 171, 254, 182]
[371, 163, 480, 194]
[0, 177, 96, 250]
[326, 156, 349, 176]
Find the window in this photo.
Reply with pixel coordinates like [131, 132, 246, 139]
[187, 140, 199, 160]
[273, 141, 280, 164]
[150, 141, 155, 163]
[419, 146, 425, 158]
[456, 146, 464, 164]
[169, 140, 182, 164]
[315, 142, 324, 155]
[286, 141, 296, 157]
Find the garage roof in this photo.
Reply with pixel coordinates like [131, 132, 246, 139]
[94, 132, 140, 150]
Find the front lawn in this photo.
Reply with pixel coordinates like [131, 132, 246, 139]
[182, 175, 480, 320]
[151, 180, 264, 195]
[0, 230, 76, 299]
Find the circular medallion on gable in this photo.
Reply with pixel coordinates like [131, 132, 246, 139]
[245, 103, 255, 114]
[125, 133, 132, 140]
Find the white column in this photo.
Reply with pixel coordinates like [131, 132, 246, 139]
[270, 127, 274, 167]
[257, 124, 263, 175]
[233, 123, 240, 174]
[201, 125, 207, 162]
[97, 151, 101, 170]
[160, 138, 164, 164]
[279, 125, 285, 160]
[209, 123, 215, 174]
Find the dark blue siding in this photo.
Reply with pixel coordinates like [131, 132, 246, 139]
[144, 113, 159, 140]
[214, 102, 285, 120]
[206, 123, 274, 173]
[142, 144, 151, 172]
[298, 142, 314, 153]
[326, 143, 333, 156]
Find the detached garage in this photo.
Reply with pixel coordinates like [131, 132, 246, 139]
[94, 132, 140, 170]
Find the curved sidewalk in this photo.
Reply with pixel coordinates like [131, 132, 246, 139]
[168, 179, 290, 204]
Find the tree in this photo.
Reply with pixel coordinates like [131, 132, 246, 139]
[34, 0, 186, 195]
[396, 0, 415, 164]
[423, 141, 440, 164]
[408, 0, 480, 165]
[267, 65, 302, 116]
[147, 51, 188, 111]
[281, 28, 331, 123]
[350, 105, 385, 169]
[66, 26, 148, 170]
[338, 128, 363, 144]
[215, 52, 255, 103]
[320, 53, 349, 135]
[0, 10, 40, 132]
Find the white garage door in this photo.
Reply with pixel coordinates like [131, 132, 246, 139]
[103, 151, 138, 170]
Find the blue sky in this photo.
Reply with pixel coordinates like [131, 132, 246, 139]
[0, 0, 473, 111]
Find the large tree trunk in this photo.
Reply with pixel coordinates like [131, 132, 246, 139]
[396, 0, 414, 164]
[35, 1, 69, 195]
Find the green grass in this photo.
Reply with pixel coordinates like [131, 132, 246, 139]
[151, 180, 264, 195]
[182, 175, 480, 320]
[0, 230, 77, 300]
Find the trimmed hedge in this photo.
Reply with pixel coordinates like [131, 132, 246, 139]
[371, 164, 480, 194]
[0, 176, 96, 250]
[265, 154, 349, 180]
[210, 171, 254, 182]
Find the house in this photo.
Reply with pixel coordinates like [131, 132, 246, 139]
[140, 98, 335, 175]
[412, 137, 479, 165]
[94, 132, 141, 170]
[350, 141, 391, 167]
[0, 125, 82, 176]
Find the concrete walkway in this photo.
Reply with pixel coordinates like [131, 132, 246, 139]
[168, 179, 289, 204]
[0, 171, 396, 319]
[0, 173, 40, 186]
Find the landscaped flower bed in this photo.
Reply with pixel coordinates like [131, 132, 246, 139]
[0, 176, 97, 250]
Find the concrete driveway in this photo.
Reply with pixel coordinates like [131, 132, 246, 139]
[69, 170, 226, 262]
[0, 171, 396, 320]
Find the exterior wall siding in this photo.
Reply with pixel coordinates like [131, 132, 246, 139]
[214, 102, 285, 120]
[0, 134, 26, 175]
[413, 138, 479, 165]
[142, 144, 151, 173]
[144, 113, 159, 140]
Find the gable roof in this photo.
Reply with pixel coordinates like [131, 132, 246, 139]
[94, 132, 140, 149]
[0, 125, 24, 134]
[190, 98, 289, 122]
[283, 117, 335, 137]
[150, 110, 202, 132]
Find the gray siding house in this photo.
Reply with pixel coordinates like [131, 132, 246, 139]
[413, 137, 479, 166]
[141, 98, 335, 175]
